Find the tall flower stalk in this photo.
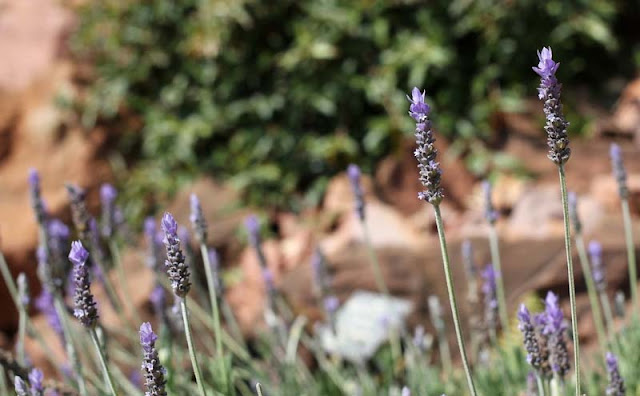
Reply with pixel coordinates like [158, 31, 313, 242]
[69, 241, 117, 396]
[409, 87, 476, 395]
[610, 143, 638, 316]
[483, 180, 508, 332]
[588, 241, 616, 338]
[161, 212, 206, 396]
[533, 47, 580, 395]
[347, 164, 388, 295]
[569, 192, 608, 351]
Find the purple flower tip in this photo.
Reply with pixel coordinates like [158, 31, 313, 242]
[139, 322, 158, 348]
[245, 215, 259, 235]
[605, 351, 618, 372]
[407, 87, 430, 120]
[610, 143, 622, 162]
[544, 291, 565, 333]
[28, 168, 40, 188]
[588, 240, 602, 258]
[161, 212, 178, 237]
[532, 47, 559, 78]
[401, 386, 411, 396]
[144, 217, 156, 239]
[100, 183, 117, 204]
[324, 296, 340, 313]
[48, 219, 70, 239]
[347, 164, 360, 183]
[517, 304, 531, 323]
[68, 241, 89, 265]
[14, 376, 28, 395]
[190, 193, 200, 213]
[28, 368, 44, 392]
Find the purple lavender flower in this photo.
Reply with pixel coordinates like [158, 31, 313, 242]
[482, 181, 498, 224]
[161, 213, 191, 298]
[610, 143, 628, 199]
[481, 265, 498, 332]
[401, 386, 411, 396]
[28, 168, 47, 227]
[28, 368, 44, 395]
[66, 184, 92, 242]
[588, 240, 606, 292]
[262, 267, 275, 295]
[100, 183, 118, 238]
[69, 241, 98, 328]
[605, 352, 625, 396]
[246, 215, 268, 270]
[189, 194, 208, 244]
[323, 295, 340, 314]
[139, 322, 167, 396]
[35, 289, 64, 341]
[541, 291, 570, 378]
[14, 376, 29, 396]
[533, 47, 570, 165]
[347, 164, 365, 221]
[144, 217, 163, 272]
[518, 304, 548, 376]
[568, 192, 582, 234]
[408, 88, 443, 205]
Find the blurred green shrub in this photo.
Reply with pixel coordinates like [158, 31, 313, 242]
[71, 0, 636, 211]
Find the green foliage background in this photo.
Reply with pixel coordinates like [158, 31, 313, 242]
[71, 0, 639, 212]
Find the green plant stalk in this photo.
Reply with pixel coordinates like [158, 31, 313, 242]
[0, 250, 18, 307]
[434, 319, 452, 374]
[361, 220, 389, 295]
[600, 292, 615, 340]
[621, 198, 638, 317]
[574, 233, 608, 353]
[91, 252, 125, 316]
[0, 365, 7, 395]
[433, 205, 477, 396]
[536, 373, 546, 396]
[17, 306, 26, 366]
[54, 296, 88, 396]
[89, 327, 117, 396]
[221, 299, 246, 347]
[180, 297, 207, 396]
[488, 225, 509, 332]
[200, 243, 228, 392]
[109, 241, 142, 321]
[256, 383, 264, 396]
[558, 165, 580, 396]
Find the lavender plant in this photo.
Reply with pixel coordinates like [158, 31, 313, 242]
[589, 240, 616, 338]
[483, 181, 508, 332]
[533, 46, 580, 395]
[409, 87, 477, 394]
[605, 352, 625, 396]
[610, 143, 638, 316]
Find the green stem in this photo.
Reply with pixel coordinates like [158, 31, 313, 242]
[17, 306, 26, 365]
[433, 205, 477, 395]
[575, 234, 608, 353]
[0, 251, 18, 307]
[434, 318, 452, 374]
[89, 328, 117, 396]
[621, 198, 638, 317]
[180, 297, 207, 396]
[200, 243, 227, 392]
[361, 220, 389, 295]
[488, 225, 509, 332]
[558, 165, 580, 396]
[109, 241, 142, 321]
[54, 296, 88, 396]
[600, 292, 615, 341]
[536, 373, 546, 396]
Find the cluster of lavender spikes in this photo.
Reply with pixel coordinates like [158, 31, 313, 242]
[69, 241, 98, 328]
[14, 368, 44, 396]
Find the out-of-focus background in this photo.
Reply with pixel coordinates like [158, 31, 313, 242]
[1, 0, 640, 366]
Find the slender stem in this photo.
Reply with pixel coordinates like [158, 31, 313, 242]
[361, 220, 389, 295]
[54, 296, 88, 396]
[89, 328, 117, 396]
[180, 297, 207, 396]
[17, 307, 26, 365]
[200, 243, 227, 391]
[0, 366, 7, 395]
[0, 251, 18, 307]
[600, 292, 615, 340]
[557, 165, 580, 396]
[536, 374, 546, 396]
[621, 198, 638, 316]
[575, 234, 608, 352]
[109, 241, 141, 321]
[488, 225, 509, 332]
[433, 205, 477, 395]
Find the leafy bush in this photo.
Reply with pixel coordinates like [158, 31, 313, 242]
[71, 0, 637, 210]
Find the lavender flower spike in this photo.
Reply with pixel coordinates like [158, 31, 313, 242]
[409, 88, 443, 205]
[161, 213, 191, 298]
[66, 184, 92, 242]
[347, 164, 365, 220]
[100, 183, 118, 238]
[189, 194, 208, 244]
[517, 304, 547, 375]
[139, 322, 167, 396]
[542, 291, 570, 379]
[610, 143, 628, 199]
[14, 376, 29, 396]
[533, 47, 570, 165]
[588, 241, 607, 292]
[605, 352, 626, 396]
[28, 168, 47, 227]
[401, 386, 411, 396]
[482, 181, 498, 224]
[481, 264, 498, 334]
[29, 368, 44, 395]
[69, 241, 98, 328]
